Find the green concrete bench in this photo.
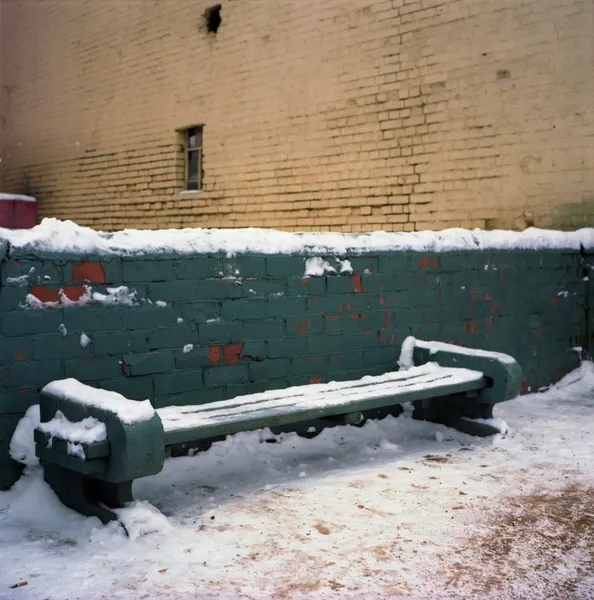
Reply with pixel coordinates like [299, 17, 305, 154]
[33, 338, 521, 525]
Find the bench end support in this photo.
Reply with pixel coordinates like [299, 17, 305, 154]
[43, 463, 133, 525]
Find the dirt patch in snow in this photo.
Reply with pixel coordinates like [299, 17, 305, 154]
[421, 453, 452, 464]
[442, 483, 594, 598]
[313, 522, 333, 535]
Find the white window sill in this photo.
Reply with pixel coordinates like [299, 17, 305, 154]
[178, 190, 203, 195]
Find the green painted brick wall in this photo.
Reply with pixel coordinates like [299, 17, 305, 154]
[585, 252, 594, 357]
[0, 248, 589, 489]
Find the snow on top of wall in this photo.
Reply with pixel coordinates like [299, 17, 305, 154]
[1, 218, 593, 257]
[0, 193, 37, 203]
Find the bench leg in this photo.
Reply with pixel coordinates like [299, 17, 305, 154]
[412, 396, 501, 437]
[43, 463, 134, 525]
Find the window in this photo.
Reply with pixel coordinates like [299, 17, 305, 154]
[185, 126, 203, 191]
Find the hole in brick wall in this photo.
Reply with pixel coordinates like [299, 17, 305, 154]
[205, 4, 222, 33]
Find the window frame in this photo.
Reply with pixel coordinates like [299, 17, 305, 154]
[184, 125, 204, 192]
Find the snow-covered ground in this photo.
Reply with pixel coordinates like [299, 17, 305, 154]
[1, 364, 593, 600]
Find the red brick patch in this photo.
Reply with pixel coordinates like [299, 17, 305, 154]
[72, 261, 106, 284]
[224, 343, 244, 365]
[29, 285, 60, 304]
[419, 256, 439, 269]
[29, 284, 91, 306]
[209, 346, 222, 366]
[297, 319, 312, 334]
[61, 285, 88, 302]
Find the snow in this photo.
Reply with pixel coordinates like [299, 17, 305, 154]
[37, 410, 107, 445]
[2, 363, 594, 599]
[6, 274, 30, 285]
[90, 286, 138, 306]
[182, 344, 194, 354]
[8, 405, 40, 467]
[1, 218, 593, 257]
[397, 335, 417, 370]
[115, 501, 173, 541]
[79, 333, 91, 348]
[0, 193, 36, 203]
[41, 379, 155, 425]
[58, 286, 91, 307]
[157, 362, 484, 434]
[304, 257, 353, 276]
[66, 442, 85, 459]
[415, 338, 518, 365]
[304, 257, 335, 277]
[460, 416, 509, 434]
[337, 258, 353, 274]
[22, 285, 140, 310]
[21, 293, 58, 309]
[58, 324, 67, 337]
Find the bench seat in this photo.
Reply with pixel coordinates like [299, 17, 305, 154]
[159, 363, 485, 446]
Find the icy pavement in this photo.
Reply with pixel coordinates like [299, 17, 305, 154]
[1, 364, 593, 600]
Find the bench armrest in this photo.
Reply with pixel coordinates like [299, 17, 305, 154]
[410, 337, 522, 404]
[36, 379, 165, 483]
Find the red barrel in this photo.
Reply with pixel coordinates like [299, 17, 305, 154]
[0, 194, 38, 229]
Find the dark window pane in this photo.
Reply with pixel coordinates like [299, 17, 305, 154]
[187, 150, 198, 179]
[187, 180, 199, 191]
[187, 127, 202, 148]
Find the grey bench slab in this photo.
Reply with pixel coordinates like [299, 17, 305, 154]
[159, 364, 486, 447]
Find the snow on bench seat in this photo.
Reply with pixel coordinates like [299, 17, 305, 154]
[158, 362, 486, 446]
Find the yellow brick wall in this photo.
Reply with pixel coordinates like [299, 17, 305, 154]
[1, 0, 593, 232]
